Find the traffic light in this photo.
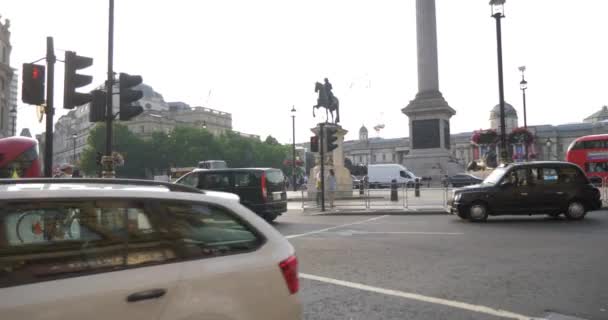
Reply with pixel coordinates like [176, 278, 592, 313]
[118, 72, 143, 121]
[326, 126, 339, 152]
[88, 90, 106, 122]
[64, 51, 93, 109]
[22, 63, 45, 105]
[310, 136, 319, 152]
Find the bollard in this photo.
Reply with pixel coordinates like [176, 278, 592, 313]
[390, 179, 398, 202]
[359, 181, 364, 195]
[415, 178, 421, 197]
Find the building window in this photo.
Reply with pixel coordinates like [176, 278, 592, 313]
[372, 154, 377, 162]
[382, 154, 386, 161]
[140, 125, 145, 133]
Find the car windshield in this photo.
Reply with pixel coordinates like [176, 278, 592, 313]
[482, 168, 507, 185]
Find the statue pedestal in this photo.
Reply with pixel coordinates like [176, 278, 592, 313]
[402, 91, 462, 178]
[307, 124, 352, 199]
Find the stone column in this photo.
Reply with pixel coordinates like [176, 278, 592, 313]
[416, 0, 439, 93]
[402, 0, 461, 178]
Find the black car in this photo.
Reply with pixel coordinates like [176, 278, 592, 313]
[448, 161, 602, 222]
[176, 168, 287, 222]
[447, 173, 483, 187]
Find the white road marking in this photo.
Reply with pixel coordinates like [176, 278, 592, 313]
[285, 215, 388, 239]
[340, 230, 463, 235]
[300, 273, 541, 320]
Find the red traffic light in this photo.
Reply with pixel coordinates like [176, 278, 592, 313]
[32, 66, 40, 80]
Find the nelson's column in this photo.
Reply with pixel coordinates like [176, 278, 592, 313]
[402, 0, 461, 177]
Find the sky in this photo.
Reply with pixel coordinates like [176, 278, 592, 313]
[4, 0, 608, 144]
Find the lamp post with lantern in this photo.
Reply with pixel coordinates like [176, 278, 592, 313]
[290, 105, 297, 191]
[519, 66, 528, 160]
[490, 0, 508, 164]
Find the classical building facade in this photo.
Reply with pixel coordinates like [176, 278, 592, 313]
[44, 83, 251, 169]
[299, 104, 608, 176]
[0, 17, 13, 138]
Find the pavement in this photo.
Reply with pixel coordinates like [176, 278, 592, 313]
[274, 209, 608, 320]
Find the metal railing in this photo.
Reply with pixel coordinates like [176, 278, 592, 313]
[298, 183, 450, 211]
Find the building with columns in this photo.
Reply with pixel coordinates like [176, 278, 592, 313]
[298, 104, 608, 177]
[0, 17, 13, 138]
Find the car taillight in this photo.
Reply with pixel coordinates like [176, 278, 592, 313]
[279, 255, 298, 294]
[261, 172, 268, 201]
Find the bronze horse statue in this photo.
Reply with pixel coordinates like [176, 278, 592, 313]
[313, 81, 340, 123]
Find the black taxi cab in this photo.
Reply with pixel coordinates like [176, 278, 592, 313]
[448, 161, 602, 222]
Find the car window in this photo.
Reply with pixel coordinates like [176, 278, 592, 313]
[0, 200, 174, 289]
[202, 173, 232, 189]
[559, 166, 586, 184]
[160, 201, 262, 259]
[235, 172, 257, 187]
[399, 170, 411, 178]
[177, 172, 199, 188]
[531, 167, 559, 185]
[265, 170, 284, 184]
[504, 168, 530, 187]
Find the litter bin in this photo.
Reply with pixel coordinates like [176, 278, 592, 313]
[390, 179, 398, 202]
[415, 178, 421, 197]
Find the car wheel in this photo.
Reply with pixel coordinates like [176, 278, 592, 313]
[564, 201, 586, 220]
[468, 202, 488, 222]
[264, 212, 278, 223]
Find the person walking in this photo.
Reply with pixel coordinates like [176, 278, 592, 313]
[328, 169, 337, 208]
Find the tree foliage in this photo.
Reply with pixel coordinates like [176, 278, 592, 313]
[80, 124, 291, 178]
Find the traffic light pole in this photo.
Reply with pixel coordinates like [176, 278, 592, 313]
[44, 37, 55, 177]
[103, 0, 115, 178]
[319, 123, 325, 212]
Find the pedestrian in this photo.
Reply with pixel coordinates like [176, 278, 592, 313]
[328, 169, 337, 208]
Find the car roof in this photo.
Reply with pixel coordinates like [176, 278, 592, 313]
[0, 178, 240, 202]
[501, 161, 578, 168]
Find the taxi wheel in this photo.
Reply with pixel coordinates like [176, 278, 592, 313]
[564, 201, 586, 220]
[468, 202, 488, 222]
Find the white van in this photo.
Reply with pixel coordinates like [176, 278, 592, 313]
[367, 164, 418, 188]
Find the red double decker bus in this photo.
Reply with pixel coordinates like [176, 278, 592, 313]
[566, 134, 608, 182]
[0, 137, 42, 178]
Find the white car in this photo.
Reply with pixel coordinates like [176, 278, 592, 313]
[0, 178, 300, 320]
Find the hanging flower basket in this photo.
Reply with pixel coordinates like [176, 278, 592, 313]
[508, 127, 534, 145]
[471, 129, 498, 145]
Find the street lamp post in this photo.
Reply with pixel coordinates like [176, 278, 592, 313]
[490, 0, 508, 164]
[72, 133, 77, 164]
[291, 106, 297, 191]
[519, 66, 528, 160]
